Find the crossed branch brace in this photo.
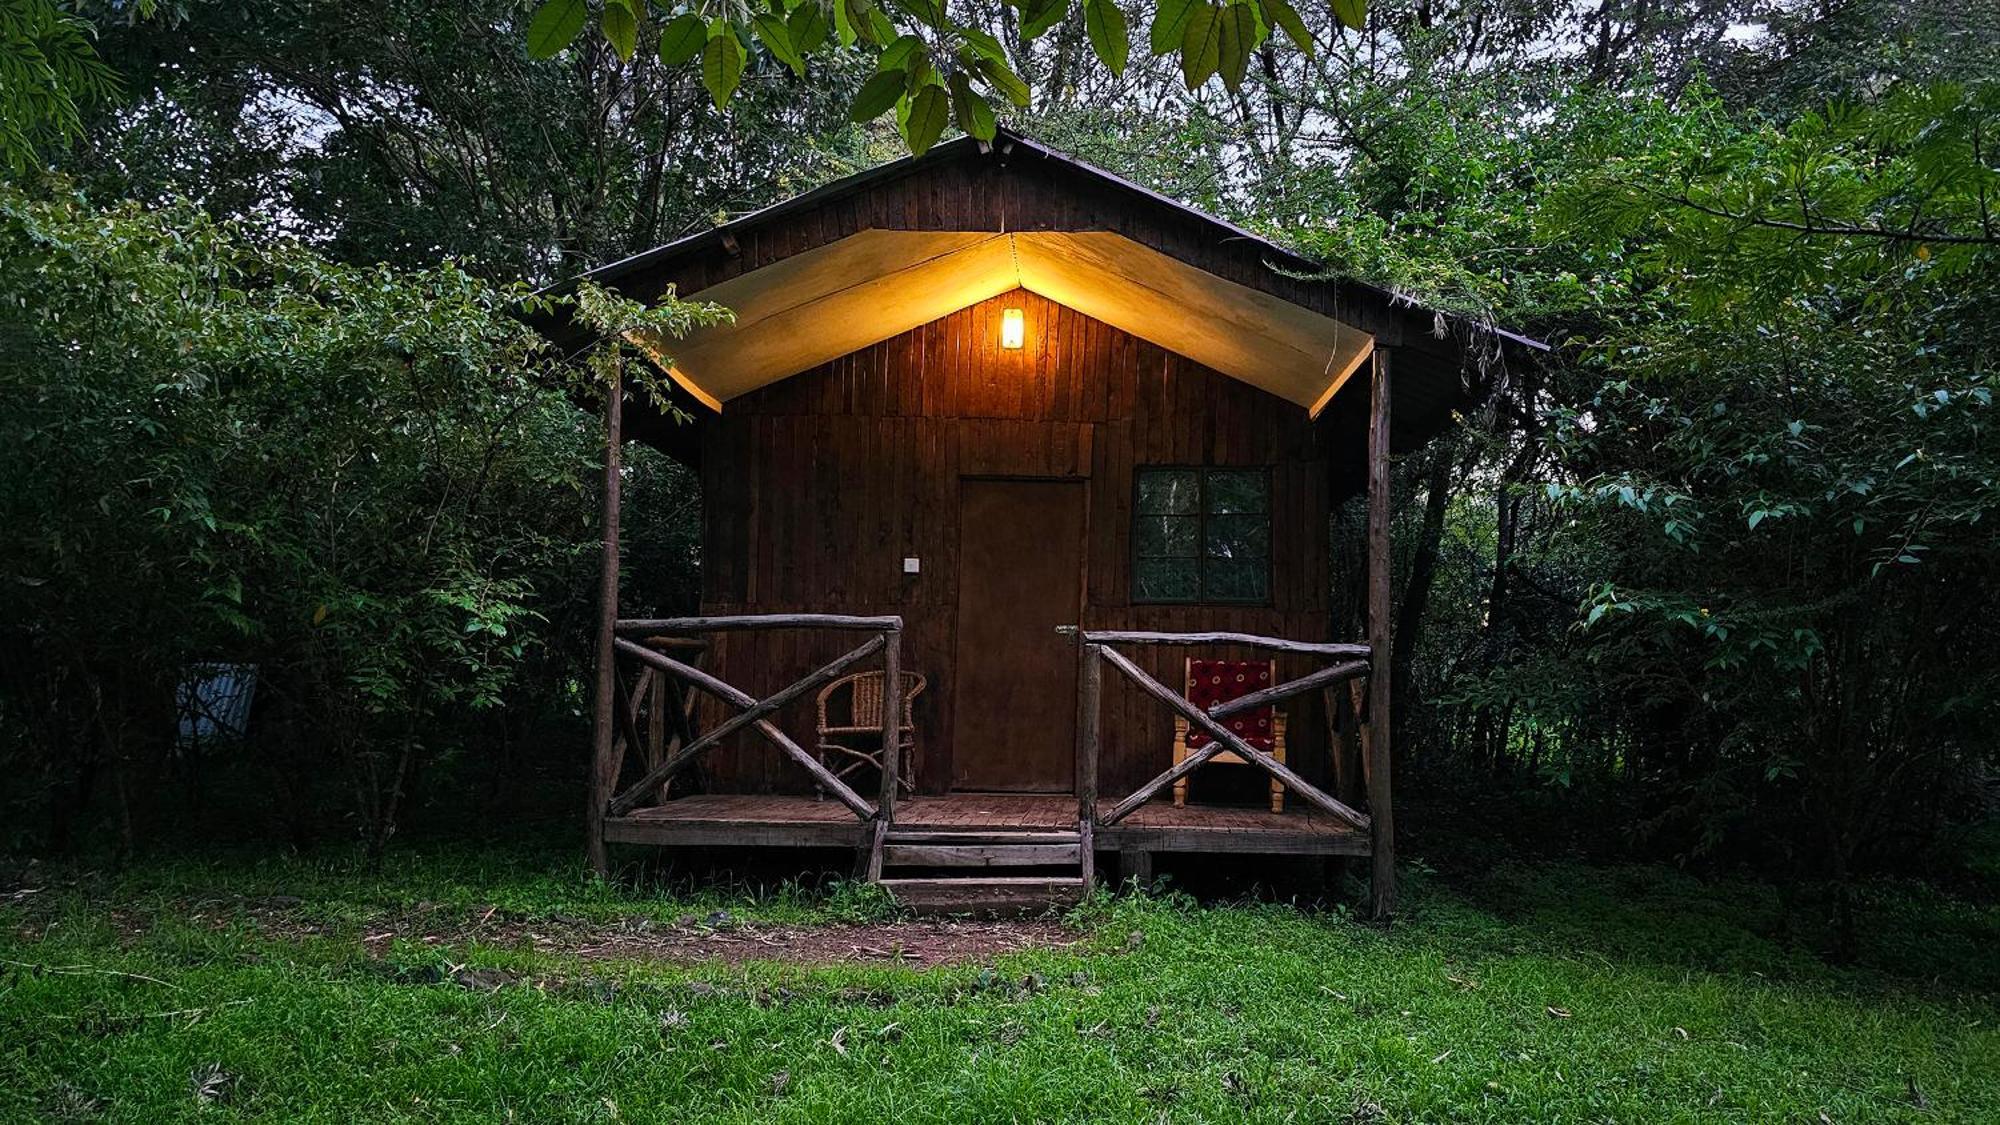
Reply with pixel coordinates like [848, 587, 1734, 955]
[1093, 643, 1373, 829]
[607, 636, 884, 819]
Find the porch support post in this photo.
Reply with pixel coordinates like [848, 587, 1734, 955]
[1075, 642, 1102, 827]
[1076, 641, 1102, 888]
[876, 626, 903, 824]
[1367, 346, 1396, 920]
[587, 368, 623, 878]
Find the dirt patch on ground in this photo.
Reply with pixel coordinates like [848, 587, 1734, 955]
[554, 919, 1071, 967]
[368, 913, 1082, 969]
[2, 879, 1085, 970]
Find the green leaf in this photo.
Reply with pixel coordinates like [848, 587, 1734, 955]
[525, 0, 588, 59]
[1020, 0, 1067, 39]
[701, 27, 747, 109]
[957, 25, 1008, 62]
[975, 56, 1032, 107]
[1331, 0, 1366, 31]
[851, 68, 907, 121]
[833, 0, 857, 46]
[787, 2, 832, 52]
[1215, 1, 1256, 91]
[751, 13, 805, 75]
[948, 71, 997, 141]
[1085, 0, 1129, 76]
[891, 0, 945, 27]
[902, 82, 950, 155]
[880, 32, 926, 71]
[601, 0, 639, 62]
[1259, 0, 1313, 56]
[865, 6, 898, 44]
[1150, 0, 1196, 54]
[1179, 4, 1221, 89]
[658, 13, 706, 64]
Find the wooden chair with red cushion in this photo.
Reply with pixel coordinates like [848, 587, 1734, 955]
[1172, 658, 1288, 813]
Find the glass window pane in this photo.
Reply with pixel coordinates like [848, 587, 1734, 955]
[1204, 469, 1268, 514]
[1136, 557, 1200, 602]
[1137, 469, 1200, 514]
[1136, 514, 1199, 559]
[1203, 558, 1269, 602]
[1204, 512, 1269, 561]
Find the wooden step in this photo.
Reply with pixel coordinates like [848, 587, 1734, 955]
[879, 876, 1086, 915]
[881, 842, 1081, 868]
[884, 830, 1080, 845]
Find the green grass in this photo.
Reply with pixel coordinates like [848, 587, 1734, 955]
[3, 845, 1996, 1122]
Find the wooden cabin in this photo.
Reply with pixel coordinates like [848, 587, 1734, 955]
[569, 128, 1539, 913]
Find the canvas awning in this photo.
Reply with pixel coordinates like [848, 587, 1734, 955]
[627, 228, 1376, 416]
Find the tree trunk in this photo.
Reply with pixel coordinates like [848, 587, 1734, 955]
[1390, 438, 1459, 750]
[364, 732, 418, 873]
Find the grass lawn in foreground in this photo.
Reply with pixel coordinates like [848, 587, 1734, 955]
[2, 844, 1995, 1122]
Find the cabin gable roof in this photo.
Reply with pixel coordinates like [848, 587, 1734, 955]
[623, 228, 1376, 414]
[571, 126, 1542, 463]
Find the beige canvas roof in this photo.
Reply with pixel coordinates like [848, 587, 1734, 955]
[628, 228, 1376, 416]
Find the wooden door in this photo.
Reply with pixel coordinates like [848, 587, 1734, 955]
[951, 478, 1085, 792]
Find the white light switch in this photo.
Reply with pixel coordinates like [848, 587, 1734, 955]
[902, 557, 921, 574]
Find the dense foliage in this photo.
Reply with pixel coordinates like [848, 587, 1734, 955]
[1539, 86, 2000, 887]
[0, 185, 717, 856]
[0, 0, 125, 170]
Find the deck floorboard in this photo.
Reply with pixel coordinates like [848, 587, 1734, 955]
[605, 793, 1369, 856]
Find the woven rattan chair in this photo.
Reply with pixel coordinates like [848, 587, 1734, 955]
[815, 670, 925, 797]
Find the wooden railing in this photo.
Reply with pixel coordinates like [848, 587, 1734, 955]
[599, 614, 905, 824]
[1066, 628, 1374, 831]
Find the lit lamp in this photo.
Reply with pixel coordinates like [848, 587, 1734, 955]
[1000, 306, 1026, 349]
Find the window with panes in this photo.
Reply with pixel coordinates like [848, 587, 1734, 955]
[1132, 467, 1271, 604]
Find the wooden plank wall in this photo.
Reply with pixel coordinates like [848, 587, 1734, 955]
[694, 289, 1337, 801]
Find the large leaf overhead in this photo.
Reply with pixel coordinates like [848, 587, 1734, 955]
[527, 0, 1369, 150]
[1261, 0, 1315, 57]
[851, 69, 907, 121]
[657, 12, 706, 64]
[600, 0, 638, 61]
[902, 82, 950, 154]
[1150, 0, 1197, 55]
[751, 13, 805, 76]
[1179, 4, 1222, 90]
[1085, 0, 1130, 77]
[700, 27, 746, 110]
[947, 72, 998, 141]
[1215, 1, 1258, 92]
[525, 0, 588, 59]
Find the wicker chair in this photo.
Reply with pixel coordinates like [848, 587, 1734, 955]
[814, 670, 925, 797]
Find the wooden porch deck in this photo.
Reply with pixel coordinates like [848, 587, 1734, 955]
[603, 792, 1371, 856]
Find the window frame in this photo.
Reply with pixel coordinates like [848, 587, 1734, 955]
[1129, 465, 1275, 607]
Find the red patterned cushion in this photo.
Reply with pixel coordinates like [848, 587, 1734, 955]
[1184, 659, 1275, 751]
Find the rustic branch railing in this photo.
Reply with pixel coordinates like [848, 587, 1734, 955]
[598, 615, 905, 824]
[1063, 627, 1373, 831]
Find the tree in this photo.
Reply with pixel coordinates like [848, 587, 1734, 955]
[68, 0, 877, 280]
[1541, 82, 2000, 925]
[0, 181, 721, 857]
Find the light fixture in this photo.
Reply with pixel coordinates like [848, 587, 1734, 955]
[1000, 306, 1026, 349]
